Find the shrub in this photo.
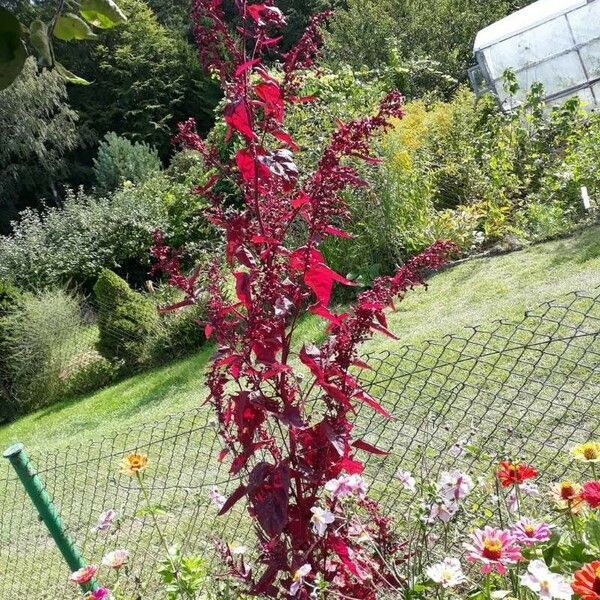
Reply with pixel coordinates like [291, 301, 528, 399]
[93, 132, 162, 193]
[0, 167, 218, 291]
[94, 268, 161, 367]
[0, 288, 94, 418]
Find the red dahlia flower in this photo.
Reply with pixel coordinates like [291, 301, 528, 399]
[572, 561, 600, 600]
[581, 481, 600, 508]
[497, 461, 537, 487]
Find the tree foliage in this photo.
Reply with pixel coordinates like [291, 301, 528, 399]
[0, 57, 80, 232]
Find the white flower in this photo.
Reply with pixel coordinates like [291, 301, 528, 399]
[209, 486, 226, 510]
[102, 549, 129, 569]
[507, 488, 519, 513]
[310, 506, 335, 536]
[290, 564, 311, 596]
[520, 560, 572, 600]
[520, 481, 540, 497]
[438, 470, 474, 502]
[424, 501, 459, 524]
[228, 543, 248, 555]
[395, 469, 416, 493]
[325, 474, 367, 499]
[426, 557, 466, 588]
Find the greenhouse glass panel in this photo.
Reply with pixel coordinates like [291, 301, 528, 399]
[580, 39, 600, 79]
[473, 0, 600, 109]
[567, 2, 600, 45]
[485, 17, 574, 80]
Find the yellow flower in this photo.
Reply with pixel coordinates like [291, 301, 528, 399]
[121, 452, 148, 476]
[571, 442, 600, 463]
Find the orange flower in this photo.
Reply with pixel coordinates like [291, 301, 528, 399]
[572, 561, 600, 600]
[121, 452, 148, 476]
[496, 461, 537, 487]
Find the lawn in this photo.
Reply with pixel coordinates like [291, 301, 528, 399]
[1, 225, 599, 455]
[0, 226, 599, 600]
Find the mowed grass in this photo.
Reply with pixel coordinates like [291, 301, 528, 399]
[0, 226, 599, 599]
[1, 225, 599, 455]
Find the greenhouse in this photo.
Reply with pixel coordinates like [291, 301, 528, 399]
[472, 0, 600, 108]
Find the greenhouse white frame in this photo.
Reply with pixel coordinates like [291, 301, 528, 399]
[471, 0, 600, 109]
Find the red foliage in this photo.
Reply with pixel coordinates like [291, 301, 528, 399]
[152, 1, 457, 596]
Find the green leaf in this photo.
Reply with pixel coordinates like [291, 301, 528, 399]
[54, 13, 98, 41]
[0, 8, 27, 90]
[80, 0, 127, 29]
[30, 19, 52, 66]
[54, 62, 91, 85]
[585, 517, 600, 551]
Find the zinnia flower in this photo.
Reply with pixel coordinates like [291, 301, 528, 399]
[85, 588, 112, 600]
[581, 481, 600, 509]
[102, 549, 129, 569]
[91, 509, 116, 533]
[571, 442, 600, 463]
[310, 506, 335, 536]
[463, 526, 522, 574]
[512, 517, 551, 545]
[551, 481, 584, 513]
[290, 563, 311, 596]
[395, 469, 416, 493]
[438, 470, 474, 502]
[497, 461, 537, 487]
[426, 557, 466, 588]
[69, 565, 98, 585]
[120, 452, 148, 476]
[324, 474, 366, 499]
[521, 559, 572, 599]
[572, 561, 600, 600]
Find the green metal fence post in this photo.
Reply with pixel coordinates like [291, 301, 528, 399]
[3, 443, 98, 594]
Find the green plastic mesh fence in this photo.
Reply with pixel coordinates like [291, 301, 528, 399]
[0, 289, 598, 599]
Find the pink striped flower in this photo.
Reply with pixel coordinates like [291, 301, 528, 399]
[463, 526, 522, 574]
[102, 549, 129, 569]
[69, 565, 98, 585]
[512, 518, 551, 545]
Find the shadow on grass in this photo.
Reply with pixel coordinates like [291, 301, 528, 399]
[25, 344, 215, 424]
[548, 225, 600, 267]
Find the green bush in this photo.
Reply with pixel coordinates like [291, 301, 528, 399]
[94, 269, 161, 366]
[0, 166, 218, 291]
[0, 288, 95, 418]
[93, 132, 162, 193]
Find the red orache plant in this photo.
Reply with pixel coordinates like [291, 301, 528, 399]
[152, 1, 456, 597]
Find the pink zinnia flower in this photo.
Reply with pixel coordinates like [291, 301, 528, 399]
[86, 588, 112, 600]
[512, 518, 551, 545]
[69, 565, 98, 585]
[463, 526, 522, 574]
[102, 549, 129, 569]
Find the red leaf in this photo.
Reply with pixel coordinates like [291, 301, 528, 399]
[218, 484, 248, 516]
[299, 344, 324, 381]
[351, 358, 372, 370]
[234, 271, 251, 309]
[324, 225, 352, 238]
[235, 58, 260, 77]
[338, 455, 364, 474]
[304, 262, 354, 307]
[291, 191, 310, 209]
[309, 303, 347, 326]
[330, 536, 362, 579]
[158, 298, 194, 313]
[272, 129, 299, 151]
[352, 439, 389, 456]
[224, 100, 255, 139]
[256, 82, 284, 123]
[248, 462, 290, 537]
[353, 390, 391, 418]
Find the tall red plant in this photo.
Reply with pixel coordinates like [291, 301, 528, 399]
[153, 1, 456, 597]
